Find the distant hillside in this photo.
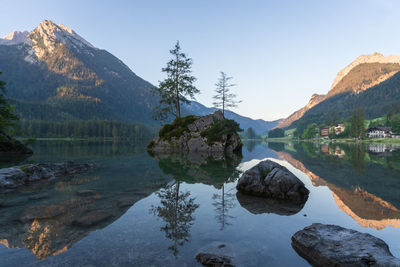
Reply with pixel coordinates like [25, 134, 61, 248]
[275, 53, 400, 129]
[292, 71, 400, 129]
[0, 20, 271, 130]
[183, 102, 280, 134]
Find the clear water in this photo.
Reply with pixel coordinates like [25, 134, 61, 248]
[0, 140, 400, 266]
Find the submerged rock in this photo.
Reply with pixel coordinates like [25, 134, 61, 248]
[0, 162, 95, 189]
[236, 191, 306, 216]
[195, 242, 235, 267]
[236, 160, 309, 202]
[292, 223, 400, 267]
[148, 110, 242, 153]
[73, 210, 112, 227]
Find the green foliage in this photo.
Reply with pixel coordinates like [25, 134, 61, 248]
[243, 127, 260, 139]
[153, 41, 199, 120]
[390, 113, 400, 134]
[201, 119, 242, 144]
[350, 108, 365, 139]
[301, 123, 318, 139]
[268, 128, 285, 138]
[0, 72, 19, 135]
[17, 119, 152, 141]
[18, 165, 30, 175]
[213, 72, 241, 116]
[158, 115, 198, 140]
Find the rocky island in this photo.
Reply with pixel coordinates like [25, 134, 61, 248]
[147, 111, 242, 154]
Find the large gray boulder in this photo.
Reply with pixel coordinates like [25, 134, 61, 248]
[236, 160, 309, 202]
[148, 110, 242, 153]
[292, 223, 400, 267]
[0, 162, 95, 189]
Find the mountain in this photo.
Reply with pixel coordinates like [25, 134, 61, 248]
[183, 101, 280, 134]
[275, 93, 325, 129]
[0, 20, 158, 125]
[275, 53, 400, 129]
[0, 20, 274, 131]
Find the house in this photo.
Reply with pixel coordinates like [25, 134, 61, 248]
[321, 128, 329, 138]
[366, 127, 392, 138]
[334, 124, 345, 135]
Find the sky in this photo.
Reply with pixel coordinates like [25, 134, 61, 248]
[1, 0, 400, 121]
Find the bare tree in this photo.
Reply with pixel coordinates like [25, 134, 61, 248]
[213, 72, 241, 117]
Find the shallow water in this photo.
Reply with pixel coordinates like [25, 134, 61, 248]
[0, 140, 400, 266]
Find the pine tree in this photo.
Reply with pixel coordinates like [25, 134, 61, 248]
[153, 41, 199, 121]
[0, 73, 19, 135]
[213, 72, 241, 117]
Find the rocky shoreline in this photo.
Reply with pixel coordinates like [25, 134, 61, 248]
[0, 162, 95, 189]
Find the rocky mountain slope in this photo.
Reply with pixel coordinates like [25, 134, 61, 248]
[0, 20, 161, 125]
[275, 53, 400, 129]
[0, 20, 276, 131]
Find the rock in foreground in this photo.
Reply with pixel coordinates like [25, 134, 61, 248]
[292, 223, 400, 267]
[148, 110, 242, 153]
[195, 242, 235, 267]
[0, 162, 95, 189]
[236, 160, 309, 202]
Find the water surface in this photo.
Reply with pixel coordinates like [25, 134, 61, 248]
[0, 140, 400, 266]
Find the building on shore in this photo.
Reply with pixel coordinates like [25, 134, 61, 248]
[366, 127, 392, 138]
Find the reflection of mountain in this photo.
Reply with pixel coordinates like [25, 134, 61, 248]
[0, 152, 170, 259]
[278, 151, 400, 230]
[150, 152, 242, 189]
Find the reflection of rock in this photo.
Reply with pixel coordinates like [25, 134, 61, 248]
[195, 242, 235, 267]
[151, 152, 242, 189]
[236, 192, 306, 216]
[0, 162, 95, 189]
[0, 171, 168, 259]
[292, 223, 400, 267]
[278, 151, 400, 230]
[149, 111, 242, 153]
[236, 160, 309, 202]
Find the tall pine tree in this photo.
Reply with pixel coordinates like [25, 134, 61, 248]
[0, 72, 19, 135]
[153, 41, 199, 121]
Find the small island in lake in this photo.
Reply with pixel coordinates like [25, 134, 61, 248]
[147, 110, 243, 154]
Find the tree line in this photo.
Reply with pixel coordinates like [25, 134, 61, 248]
[17, 119, 152, 140]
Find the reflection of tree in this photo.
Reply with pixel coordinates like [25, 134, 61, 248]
[151, 181, 199, 256]
[212, 184, 236, 230]
[268, 142, 285, 152]
[244, 140, 256, 152]
[349, 144, 365, 175]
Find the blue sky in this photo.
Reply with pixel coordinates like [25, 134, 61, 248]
[1, 0, 400, 120]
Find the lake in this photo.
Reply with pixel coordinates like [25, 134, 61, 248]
[0, 140, 400, 266]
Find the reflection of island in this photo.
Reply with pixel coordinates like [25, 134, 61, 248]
[151, 181, 199, 256]
[150, 152, 242, 232]
[277, 151, 400, 230]
[150, 152, 242, 189]
[0, 153, 170, 259]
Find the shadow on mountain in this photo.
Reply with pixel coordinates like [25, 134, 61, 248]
[236, 192, 307, 216]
